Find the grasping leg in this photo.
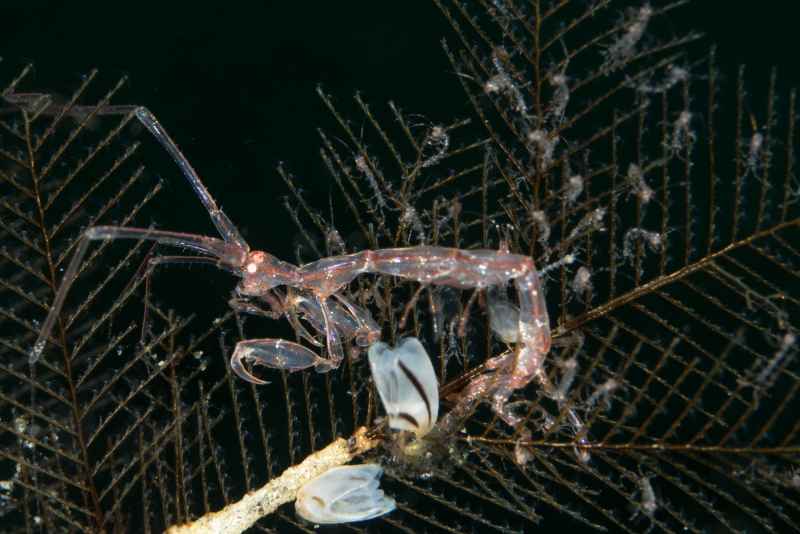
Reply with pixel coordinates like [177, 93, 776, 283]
[230, 339, 326, 385]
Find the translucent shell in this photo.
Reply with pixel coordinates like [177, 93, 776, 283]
[368, 337, 439, 436]
[295, 464, 396, 524]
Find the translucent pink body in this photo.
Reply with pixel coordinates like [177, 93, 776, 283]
[28, 105, 555, 429]
[230, 245, 551, 385]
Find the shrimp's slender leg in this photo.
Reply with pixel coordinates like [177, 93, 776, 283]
[228, 295, 283, 320]
[29, 226, 245, 363]
[81, 105, 250, 250]
[24, 101, 255, 362]
[5, 98, 248, 249]
[229, 293, 323, 348]
[317, 296, 344, 372]
[330, 293, 380, 347]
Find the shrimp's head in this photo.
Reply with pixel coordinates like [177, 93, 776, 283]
[237, 250, 301, 296]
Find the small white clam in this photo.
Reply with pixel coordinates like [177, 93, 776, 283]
[368, 337, 439, 436]
[295, 464, 396, 524]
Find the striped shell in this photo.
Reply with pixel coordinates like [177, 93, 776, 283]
[295, 464, 395, 524]
[368, 337, 439, 436]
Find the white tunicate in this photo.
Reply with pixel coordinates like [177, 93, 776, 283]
[513, 427, 534, 467]
[326, 227, 346, 255]
[368, 337, 439, 436]
[295, 464, 396, 524]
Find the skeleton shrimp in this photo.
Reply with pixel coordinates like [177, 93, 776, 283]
[28, 105, 560, 429]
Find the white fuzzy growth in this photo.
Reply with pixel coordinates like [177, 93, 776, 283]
[747, 132, 765, 175]
[355, 155, 386, 209]
[586, 378, 620, 410]
[605, 4, 652, 69]
[531, 209, 551, 248]
[638, 476, 657, 517]
[755, 331, 797, 387]
[422, 125, 449, 168]
[29, 339, 46, 363]
[555, 358, 578, 402]
[623, 227, 663, 260]
[627, 163, 654, 204]
[539, 253, 575, 278]
[638, 64, 689, 94]
[671, 111, 695, 153]
[486, 48, 529, 115]
[295, 464, 395, 524]
[401, 206, 426, 244]
[567, 207, 606, 241]
[572, 266, 593, 298]
[368, 338, 439, 436]
[548, 72, 570, 126]
[565, 174, 584, 203]
[527, 129, 556, 168]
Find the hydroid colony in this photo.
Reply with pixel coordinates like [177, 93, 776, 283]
[2, 1, 798, 532]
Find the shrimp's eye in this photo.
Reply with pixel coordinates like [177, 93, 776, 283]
[295, 464, 395, 524]
[368, 337, 439, 437]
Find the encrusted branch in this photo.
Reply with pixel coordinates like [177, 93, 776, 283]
[165, 427, 379, 534]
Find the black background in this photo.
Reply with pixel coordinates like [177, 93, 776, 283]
[2, 1, 796, 261]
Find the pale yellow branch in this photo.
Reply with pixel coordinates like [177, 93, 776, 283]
[165, 427, 379, 534]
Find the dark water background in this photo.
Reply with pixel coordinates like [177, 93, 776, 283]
[2, 1, 795, 262]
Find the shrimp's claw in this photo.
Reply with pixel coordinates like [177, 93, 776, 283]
[230, 338, 327, 384]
